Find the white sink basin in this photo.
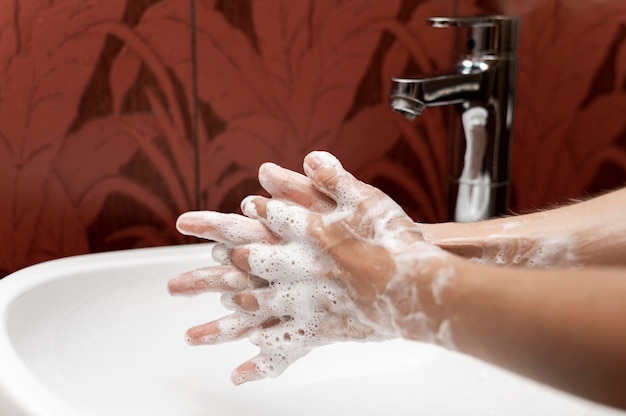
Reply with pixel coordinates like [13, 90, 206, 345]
[0, 244, 624, 416]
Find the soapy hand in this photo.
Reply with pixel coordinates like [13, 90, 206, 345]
[169, 151, 449, 385]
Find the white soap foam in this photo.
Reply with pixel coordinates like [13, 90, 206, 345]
[219, 268, 245, 288]
[204, 152, 457, 381]
[230, 233, 395, 380]
[258, 163, 336, 213]
[479, 234, 579, 268]
[435, 319, 457, 350]
[431, 266, 455, 305]
[211, 243, 230, 265]
[501, 221, 520, 232]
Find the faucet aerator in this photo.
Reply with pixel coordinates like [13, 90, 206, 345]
[390, 97, 424, 121]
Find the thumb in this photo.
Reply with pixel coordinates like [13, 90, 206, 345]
[302, 151, 363, 203]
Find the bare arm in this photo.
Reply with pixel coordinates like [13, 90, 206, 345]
[425, 257, 626, 408]
[421, 188, 626, 268]
[170, 152, 626, 409]
[256, 156, 626, 268]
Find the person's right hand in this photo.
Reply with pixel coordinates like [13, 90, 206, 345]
[169, 151, 454, 384]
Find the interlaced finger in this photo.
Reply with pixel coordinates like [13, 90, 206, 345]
[258, 162, 335, 212]
[241, 196, 312, 240]
[221, 291, 262, 313]
[186, 313, 255, 345]
[231, 242, 320, 285]
[176, 211, 277, 246]
[168, 265, 268, 296]
[186, 312, 284, 346]
[302, 151, 370, 207]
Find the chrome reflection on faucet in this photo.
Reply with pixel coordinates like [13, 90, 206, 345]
[390, 16, 520, 222]
[456, 107, 490, 222]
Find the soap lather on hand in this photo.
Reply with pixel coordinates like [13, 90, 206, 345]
[168, 151, 452, 384]
[168, 151, 626, 411]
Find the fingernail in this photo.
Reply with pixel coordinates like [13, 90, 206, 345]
[258, 163, 272, 187]
[232, 366, 264, 385]
[220, 292, 238, 310]
[240, 195, 257, 217]
[230, 247, 252, 273]
[166, 275, 183, 295]
[186, 324, 219, 345]
[175, 211, 202, 233]
[304, 152, 322, 171]
[167, 271, 199, 295]
[305, 151, 343, 173]
[233, 292, 260, 312]
[176, 211, 219, 238]
[259, 162, 279, 173]
[211, 243, 230, 264]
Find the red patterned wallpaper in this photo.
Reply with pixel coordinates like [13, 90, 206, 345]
[1, 0, 625, 277]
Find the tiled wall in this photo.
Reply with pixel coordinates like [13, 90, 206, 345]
[1, 0, 625, 277]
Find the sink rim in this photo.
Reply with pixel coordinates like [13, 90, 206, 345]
[0, 244, 623, 416]
[0, 244, 209, 416]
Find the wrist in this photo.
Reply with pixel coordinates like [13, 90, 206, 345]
[383, 242, 464, 346]
[420, 220, 574, 268]
[420, 222, 486, 261]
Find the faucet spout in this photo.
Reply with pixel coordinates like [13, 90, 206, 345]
[389, 95, 424, 121]
[389, 15, 520, 222]
[390, 65, 487, 119]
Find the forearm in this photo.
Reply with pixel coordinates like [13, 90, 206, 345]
[421, 187, 626, 268]
[418, 259, 626, 408]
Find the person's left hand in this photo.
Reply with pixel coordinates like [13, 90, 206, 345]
[168, 152, 449, 385]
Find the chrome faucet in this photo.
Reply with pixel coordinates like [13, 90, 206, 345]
[390, 16, 520, 222]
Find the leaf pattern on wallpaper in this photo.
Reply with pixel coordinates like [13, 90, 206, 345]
[5, 0, 624, 277]
[617, 30, 626, 89]
[0, 1, 128, 272]
[511, 0, 626, 208]
[104, 0, 201, 246]
[333, 0, 465, 221]
[193, 0, 399, 206]
[194, 0, 457, 217]
[54, 116, 160, 226]
[91, 0, 465, 231]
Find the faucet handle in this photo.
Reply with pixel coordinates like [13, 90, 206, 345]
[429, 16, 496, 27]
[428, 16, 520, 55]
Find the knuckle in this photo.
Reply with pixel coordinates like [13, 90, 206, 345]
[234, 293, 260, 312]
[314, 166, 340, 192]
[230, 247, 251, 272]
[241, 196, 268, 219]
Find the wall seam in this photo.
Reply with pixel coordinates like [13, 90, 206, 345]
[190, 0, 201, 211]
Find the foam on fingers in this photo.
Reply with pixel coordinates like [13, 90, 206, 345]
[231, 359, 266, 385]
[167, 265, 252, 295]
[187, 313, 258, 346]
[303, 152, 380, 213]
[303, 151, 343, 173]
[174, 151, 457, 386]
[177, 211, 274, 245]
[243, 198, 311, 240]
[258, 162, 336, 213]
